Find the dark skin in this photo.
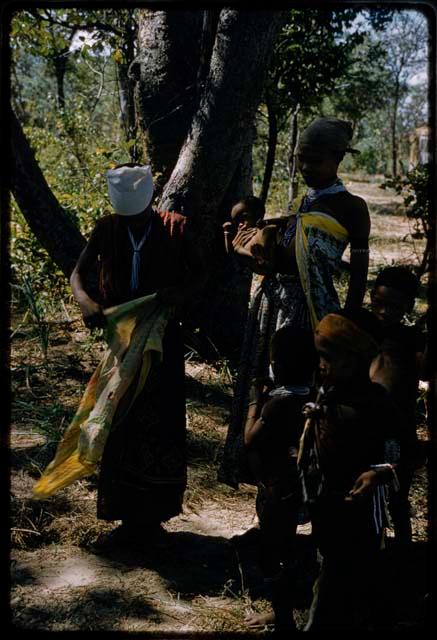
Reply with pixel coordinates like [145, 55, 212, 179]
[243, 356, 304, 630]
[369, 284, 428, 385]
[306, 332, 393, 498]
[70, 204, 206, 330]
[232, 144, 370, 310]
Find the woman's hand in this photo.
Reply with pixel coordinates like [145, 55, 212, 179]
[80, 299, 105, 330]
[345, 470, 378, 501]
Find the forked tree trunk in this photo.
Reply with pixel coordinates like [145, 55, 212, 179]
[9, 9, 285, 361]
[132, 9, 285, 359]
[155, 9, 286, 359]
[131, 10, 204, 193]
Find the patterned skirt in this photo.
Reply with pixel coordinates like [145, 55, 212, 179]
[218, 274, 310, 488]
[97, 320, 187, 524]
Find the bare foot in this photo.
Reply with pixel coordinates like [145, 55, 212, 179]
[244, 610, 275, 627]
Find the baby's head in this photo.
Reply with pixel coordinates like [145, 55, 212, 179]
[314, 308, 382, 386]
[371, 266, 419, 328]
[230, 196, 265, 229]
[270, 326, 317, 386]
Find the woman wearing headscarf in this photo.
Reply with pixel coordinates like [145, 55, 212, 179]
[34, 164, 206, 550]
[219, 117, 371, 489]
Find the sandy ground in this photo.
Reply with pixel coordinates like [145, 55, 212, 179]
[9, 180, 431, 633]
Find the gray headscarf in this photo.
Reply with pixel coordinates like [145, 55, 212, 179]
[299, 117, 360, 154]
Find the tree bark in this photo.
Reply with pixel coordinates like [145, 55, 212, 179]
[260, 95, 278, 206]
[159, 9, 287, 235]
[391, 78, 400, 177]
[287, 104, 300, 208]
[117, 12, 139, 161]
[9, 110, 86, 278]
[131, 10, 205, 193]
[156, 9, 286, 358]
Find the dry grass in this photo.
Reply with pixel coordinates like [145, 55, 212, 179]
[9, 179, 430, 632]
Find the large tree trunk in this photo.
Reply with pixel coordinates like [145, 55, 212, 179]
[159, 9, 286, 235]
[156, 9, 286, 359]
[131, 10, 205, 193]
[9, 110, 86, 278]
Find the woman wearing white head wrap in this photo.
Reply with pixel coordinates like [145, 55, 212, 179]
[69, 163, 206, 549]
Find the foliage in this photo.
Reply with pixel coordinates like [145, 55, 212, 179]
[10, 8, 142, 314]
[381, 162, 432, 272]
[381, 163, 431, 239]
[266, 9, 365, 127]
[12, 274, 54, 360]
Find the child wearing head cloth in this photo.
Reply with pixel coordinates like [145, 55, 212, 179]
[298, 308, 404, 631]
[69, 163, 206, 550]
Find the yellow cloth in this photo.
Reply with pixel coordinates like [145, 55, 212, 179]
[295, 211, 348, 329]
[33, 294, 171, 499]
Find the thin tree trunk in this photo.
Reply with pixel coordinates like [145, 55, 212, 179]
[287, 103, 300, 208]
[118, 13, 139, 161]
[52, 52, 68, 111]
[260, 96, 278, 206]
[9, 110, 86, 278]
[391, 79, 400, 177]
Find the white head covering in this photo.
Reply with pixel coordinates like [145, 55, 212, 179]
[106, 165, 154, 216]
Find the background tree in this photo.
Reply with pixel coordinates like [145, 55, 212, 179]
[10, 7, 285, 360]
[377, 10, 429, 176]
[257, 8, 391, 206]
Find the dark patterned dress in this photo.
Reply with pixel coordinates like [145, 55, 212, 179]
[219, 195, 349, 488]
[87, 212, 189, 525]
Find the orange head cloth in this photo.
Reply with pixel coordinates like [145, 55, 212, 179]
[315, 313, 379, 360]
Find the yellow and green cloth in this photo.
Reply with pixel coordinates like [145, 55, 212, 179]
[33, 294, 171, 499]
[295, 211, 349, 329]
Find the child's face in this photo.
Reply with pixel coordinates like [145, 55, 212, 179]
[314, 333, 358, 385]
[296, 144, 340, 189]
[230, 203, 257, 228]
[370, 285, 410, 328]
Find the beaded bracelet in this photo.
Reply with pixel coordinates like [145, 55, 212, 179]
[350, 247, 370, 254]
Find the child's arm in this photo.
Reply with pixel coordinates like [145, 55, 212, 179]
[346, 463, 400, 501]
[243, 381, 267, 447]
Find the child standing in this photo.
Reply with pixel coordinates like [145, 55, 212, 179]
[244, 325, 317, 634]
[369, 266, 428, 547]
[299, 309, 402, 631]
